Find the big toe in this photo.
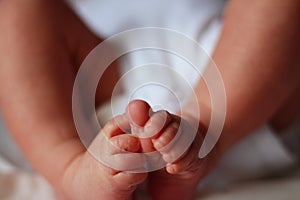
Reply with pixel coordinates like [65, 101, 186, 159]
[126, 100, 151, 127]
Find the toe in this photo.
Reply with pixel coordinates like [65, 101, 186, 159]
[110, 134, 141, 153]
[165, 125, 205, 174]
[102, 114, 130, 138]
[107, 135, 147, 171]
[144, 110, 173, 138]
[160, 119, 198, 164]
[126, 100, 151, 127]
[152, 122, 179, 150]
[165, 146, 201, 174]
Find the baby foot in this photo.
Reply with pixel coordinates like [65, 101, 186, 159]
[81, 114, 148, 200]
[126, 100, 208, 200]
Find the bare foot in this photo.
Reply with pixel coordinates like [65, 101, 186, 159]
[126, 100, 209, 200]
[63, 114, 148, 200]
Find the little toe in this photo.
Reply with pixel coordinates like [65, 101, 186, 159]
[165, 138, 203, 174]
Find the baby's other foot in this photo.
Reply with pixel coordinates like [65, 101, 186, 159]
[126, 100, 207, 200]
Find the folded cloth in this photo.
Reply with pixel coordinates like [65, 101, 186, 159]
[0, 155, 55, 200]
[200, 125, 298, 190]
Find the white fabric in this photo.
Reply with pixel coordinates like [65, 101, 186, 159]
[0, 154, 55, 200]
[200, 125, 297, 190]
[69, 0, 225, 38]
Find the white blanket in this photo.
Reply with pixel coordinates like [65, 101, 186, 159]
[0, 156, 55, 200]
